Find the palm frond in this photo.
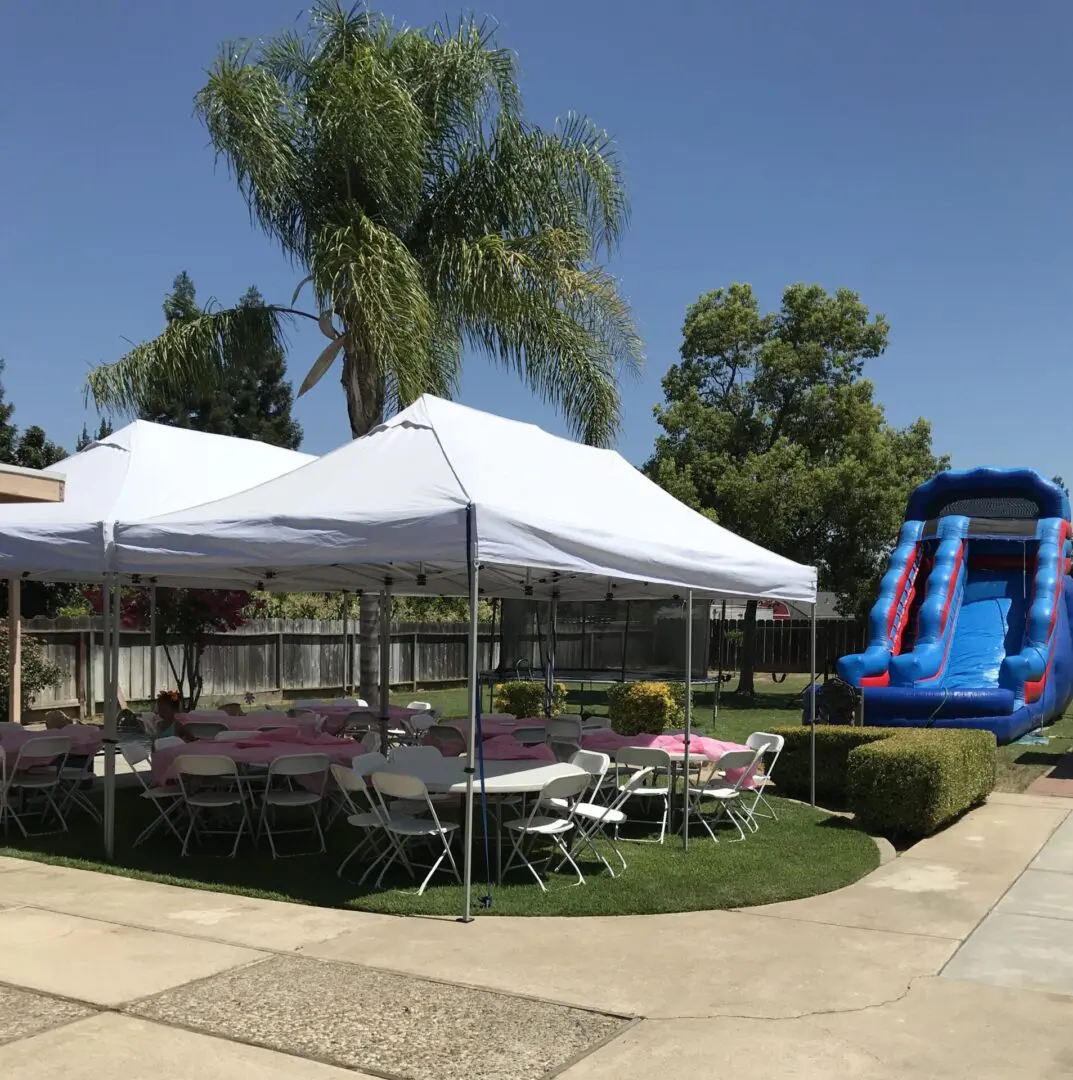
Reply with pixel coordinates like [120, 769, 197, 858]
[434, 231, 641, 446]
[311, 210, 438, 406]
[196, 50, 308, 262]
[86, 306, 293, 416]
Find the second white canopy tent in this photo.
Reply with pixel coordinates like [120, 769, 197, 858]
[103, 395, 817, 920]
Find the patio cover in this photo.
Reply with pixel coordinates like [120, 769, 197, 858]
[0, 421, 313, 578]
[114, 396, 817, 602]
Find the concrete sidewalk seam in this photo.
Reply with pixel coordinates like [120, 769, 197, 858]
[938, 810, 1070, 976]
[734, 905, 966, 942]
[538, 1017, 643, 1080]
[633, 975, 935, 1024]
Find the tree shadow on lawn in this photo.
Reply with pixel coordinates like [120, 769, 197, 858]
[0, 787, 878, 916]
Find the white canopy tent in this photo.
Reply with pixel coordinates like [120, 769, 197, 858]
[0, 420, 313, 857]
[0, 420, 313, 578]
[113, 395, 817, 601]
[107, 396, 817, 918]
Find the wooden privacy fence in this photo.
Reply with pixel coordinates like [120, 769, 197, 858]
[23, 616, 661, 713]
[24, 613, 863, 714]
[710, 618, 867, 676]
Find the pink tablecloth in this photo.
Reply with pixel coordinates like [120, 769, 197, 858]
[580, 732, 756, 785]
[0, 725, 103, 762]
[151, 731, 357, 787]
[481, 736, 556, 762]
[177, 713, 299, 733]
[443, 717, 546, 739]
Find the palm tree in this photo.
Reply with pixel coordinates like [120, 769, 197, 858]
[87, 1, 641, 704]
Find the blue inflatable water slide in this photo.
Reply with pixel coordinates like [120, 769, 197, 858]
[838, 468, 1073, 743]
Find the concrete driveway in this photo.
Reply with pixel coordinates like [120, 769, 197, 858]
[0, 791, 1070, 1078]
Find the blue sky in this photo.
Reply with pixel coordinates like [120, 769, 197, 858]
[1, 1, 1070, 473]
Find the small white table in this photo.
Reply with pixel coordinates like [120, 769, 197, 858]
[378, 759, 586, 883]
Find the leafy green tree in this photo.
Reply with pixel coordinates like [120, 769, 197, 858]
[76, 418, 115, 452]
[137, 274, 303, 450]
[86, 3, 638, 705]
[0, 364, 74, 617]
[0, 361, 17, 464]
[13, 426, 67, 471]
[647, 282, 949, 694]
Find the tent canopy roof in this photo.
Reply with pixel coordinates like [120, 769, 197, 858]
[115, 397, 817, 603]
[0, 421, 313, 577]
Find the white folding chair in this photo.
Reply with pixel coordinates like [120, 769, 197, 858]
[152, 735, 185, 754]
[482, 713, 516, 723]
[183, 721, 227, 741]
[560, 766, 655, 876]
[174, 754, 251, 857]
[259, 752, 330, 858]
[502, 771, 589, 891]
[545, 717, 582, 762]
[582, 715, 612, 731]
[58, 749, 101, 824]
[406, 700, 435, 713]
[421, 725, 467, 757]
[512, 724, 547, 746]
[122, 742, 186, 847]
[292, 710, 327, 735]
[388, 745, 453, 812]
[214, 730, 253, 742]
[741, 731, 785, 829]
[358, 729, 380, 752]
[330, 763, 410, 882]
[613, 747, 672, 844]
[4, 736, 71, 836]
[370, 771, 461, 894]
[687, 747, 764, 843]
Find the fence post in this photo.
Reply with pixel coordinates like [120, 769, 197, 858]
[412, 631, 419, 689]
[275, 631, 284, 694]
[76, 628, 86, 721]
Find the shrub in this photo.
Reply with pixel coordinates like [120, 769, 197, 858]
[772, 725, 895, 805]
[0, 628, 64, 720]
[492, 679, 567, 718]
[607, 680, 678, 736]
[773, 723, 997, 839]
[667, 682, 690, 726]
[848, 730, 996, 839]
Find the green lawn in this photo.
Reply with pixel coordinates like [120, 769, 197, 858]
[0, 779, 877, 917]
[379, 673, 812, 747]
[994, 709, 1073, 792]
[388, 675, 1073, 796]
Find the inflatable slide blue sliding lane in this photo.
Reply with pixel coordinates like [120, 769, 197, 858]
[838, 468, 1073, 743]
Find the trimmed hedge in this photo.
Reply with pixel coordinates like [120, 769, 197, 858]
[848, 730, 996, 839]
[607, 681, 679, 736]
[493, 680, 567, 717]
[772, 726, 895, 806]
[772, 724, 996, 839]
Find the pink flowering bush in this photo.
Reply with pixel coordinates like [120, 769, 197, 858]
[84, 587, 261, 709]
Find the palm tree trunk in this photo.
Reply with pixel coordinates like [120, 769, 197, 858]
[737, 599, 758, 697]
[341, 341, 389, 706]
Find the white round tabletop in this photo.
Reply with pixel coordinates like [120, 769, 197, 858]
[379, 758, 585, 795]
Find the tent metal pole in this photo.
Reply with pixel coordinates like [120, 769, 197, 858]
[546, 592, 558, 716]
[809, 601, 817, 808]
[102, 574, 117, 859]
[462, 504, 479, 923]
[620, 600, 630, 682]
[341, 592, 350, 696]
[715, 598, 726, 722]
[148, 585, 157, 701]
[7, 578, 20, 724]
[378, 585, 391, 753]
[682, 590, 693, 851]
